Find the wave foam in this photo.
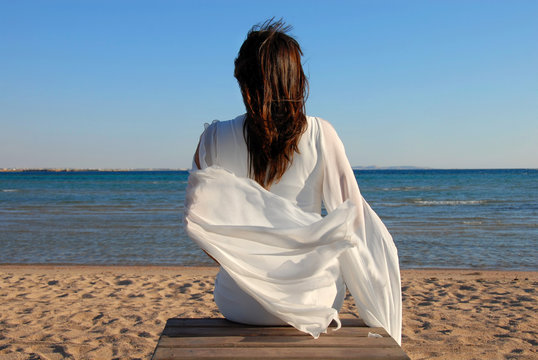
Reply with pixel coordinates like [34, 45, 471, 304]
[414, 200, 485, 206]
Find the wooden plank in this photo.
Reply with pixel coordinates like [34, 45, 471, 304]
[337, 318, 368, 327]
[165, 318, 248, 327]
[165, 317, 367, 328]
[157, 335, 399, 348]
[162, 326, 390, 338]
[153, 346, 410, 360]
[151, 318, 410, 360]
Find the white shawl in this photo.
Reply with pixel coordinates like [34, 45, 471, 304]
[185, 165, 402, 344]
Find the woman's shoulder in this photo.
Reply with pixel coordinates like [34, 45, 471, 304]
[207, 114, 246, 132]
[305, 116, 345, 157]
[221, 114, 246, 126]
[306, 116, 338, 137]
[198, 115, 246, 145]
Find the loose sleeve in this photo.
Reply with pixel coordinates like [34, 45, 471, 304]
[319, 118, 402, 345]
[192, 121, 219, 170]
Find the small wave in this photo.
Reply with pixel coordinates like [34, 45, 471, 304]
[463, 221, 483, 225]
[414, 200, 485, 206]
[2, 189, 18, 192]
[382, 186, 433, 191]
[377, 202, 406, 207]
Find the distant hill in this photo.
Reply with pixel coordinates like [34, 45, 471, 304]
[352, 165, 432, 170]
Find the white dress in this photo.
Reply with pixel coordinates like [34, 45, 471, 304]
[184, 114, 402, 344]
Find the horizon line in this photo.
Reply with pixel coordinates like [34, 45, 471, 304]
[1, 166, 537, 173]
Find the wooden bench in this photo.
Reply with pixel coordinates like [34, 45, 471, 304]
[152, 318, 409, 359]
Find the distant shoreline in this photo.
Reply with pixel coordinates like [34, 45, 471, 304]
[1, 167, 536, 172]
[0, 168, 190, 173]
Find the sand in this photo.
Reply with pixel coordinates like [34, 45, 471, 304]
[0, 266, 536, 360]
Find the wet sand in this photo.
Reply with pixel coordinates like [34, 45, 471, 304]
[0, 266, 536, 359]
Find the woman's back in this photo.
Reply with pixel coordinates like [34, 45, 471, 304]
[201, 114, 325, 214]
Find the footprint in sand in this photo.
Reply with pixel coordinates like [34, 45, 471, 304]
[458, 285, 476, 291]
[179, 283, 192, 293]
[116, 279, 133, 286]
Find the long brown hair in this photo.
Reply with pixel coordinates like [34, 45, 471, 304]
[234, 19, 308, 188]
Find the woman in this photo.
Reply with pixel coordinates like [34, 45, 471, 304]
[185, 20, 402, 344]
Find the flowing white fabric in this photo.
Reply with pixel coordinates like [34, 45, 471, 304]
[184, 115, 402, 344]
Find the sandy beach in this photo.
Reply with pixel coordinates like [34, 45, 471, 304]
[0, 266, 535, 360]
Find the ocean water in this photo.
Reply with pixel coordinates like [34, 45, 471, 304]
[0, 169, 536, 270]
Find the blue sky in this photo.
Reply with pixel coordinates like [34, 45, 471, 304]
[1, 0, 536, 169]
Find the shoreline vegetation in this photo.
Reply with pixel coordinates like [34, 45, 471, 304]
[0, 265, 536, 359]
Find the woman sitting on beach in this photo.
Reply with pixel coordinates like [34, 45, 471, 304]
[185, 19, 402, 344]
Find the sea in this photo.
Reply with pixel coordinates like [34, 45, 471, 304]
[0, 169, 536, 271]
